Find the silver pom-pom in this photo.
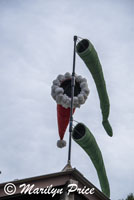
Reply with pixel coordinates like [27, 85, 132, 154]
[57, 140, 66, 148]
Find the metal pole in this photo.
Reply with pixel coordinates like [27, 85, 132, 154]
[67, 35, 77, 165]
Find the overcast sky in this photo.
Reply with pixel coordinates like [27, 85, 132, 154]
[0, 0, 134, 199]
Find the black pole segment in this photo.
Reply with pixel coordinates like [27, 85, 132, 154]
[67, 36, 77, 165]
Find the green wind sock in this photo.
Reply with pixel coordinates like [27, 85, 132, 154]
[72, 123, 110, 198]
[76, 39, 113, 137]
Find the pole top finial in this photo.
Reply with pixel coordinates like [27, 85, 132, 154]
[74, 35, 77, 41]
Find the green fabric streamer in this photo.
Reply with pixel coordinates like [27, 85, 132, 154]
[72, 123, 110, 198]
[76, 39, 113, 137]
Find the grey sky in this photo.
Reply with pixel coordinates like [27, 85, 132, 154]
[0, 0, 134, 199]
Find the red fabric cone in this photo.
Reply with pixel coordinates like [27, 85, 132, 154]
[57, 104, 75, 140]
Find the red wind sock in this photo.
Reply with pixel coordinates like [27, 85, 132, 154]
[57, 104, 75, 140]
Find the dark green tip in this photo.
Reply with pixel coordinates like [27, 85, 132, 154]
[102, 120, 113, 137]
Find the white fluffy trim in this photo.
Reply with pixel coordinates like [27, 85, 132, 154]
[51, 72, 90, 109]
[57, 140, 66, 148]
